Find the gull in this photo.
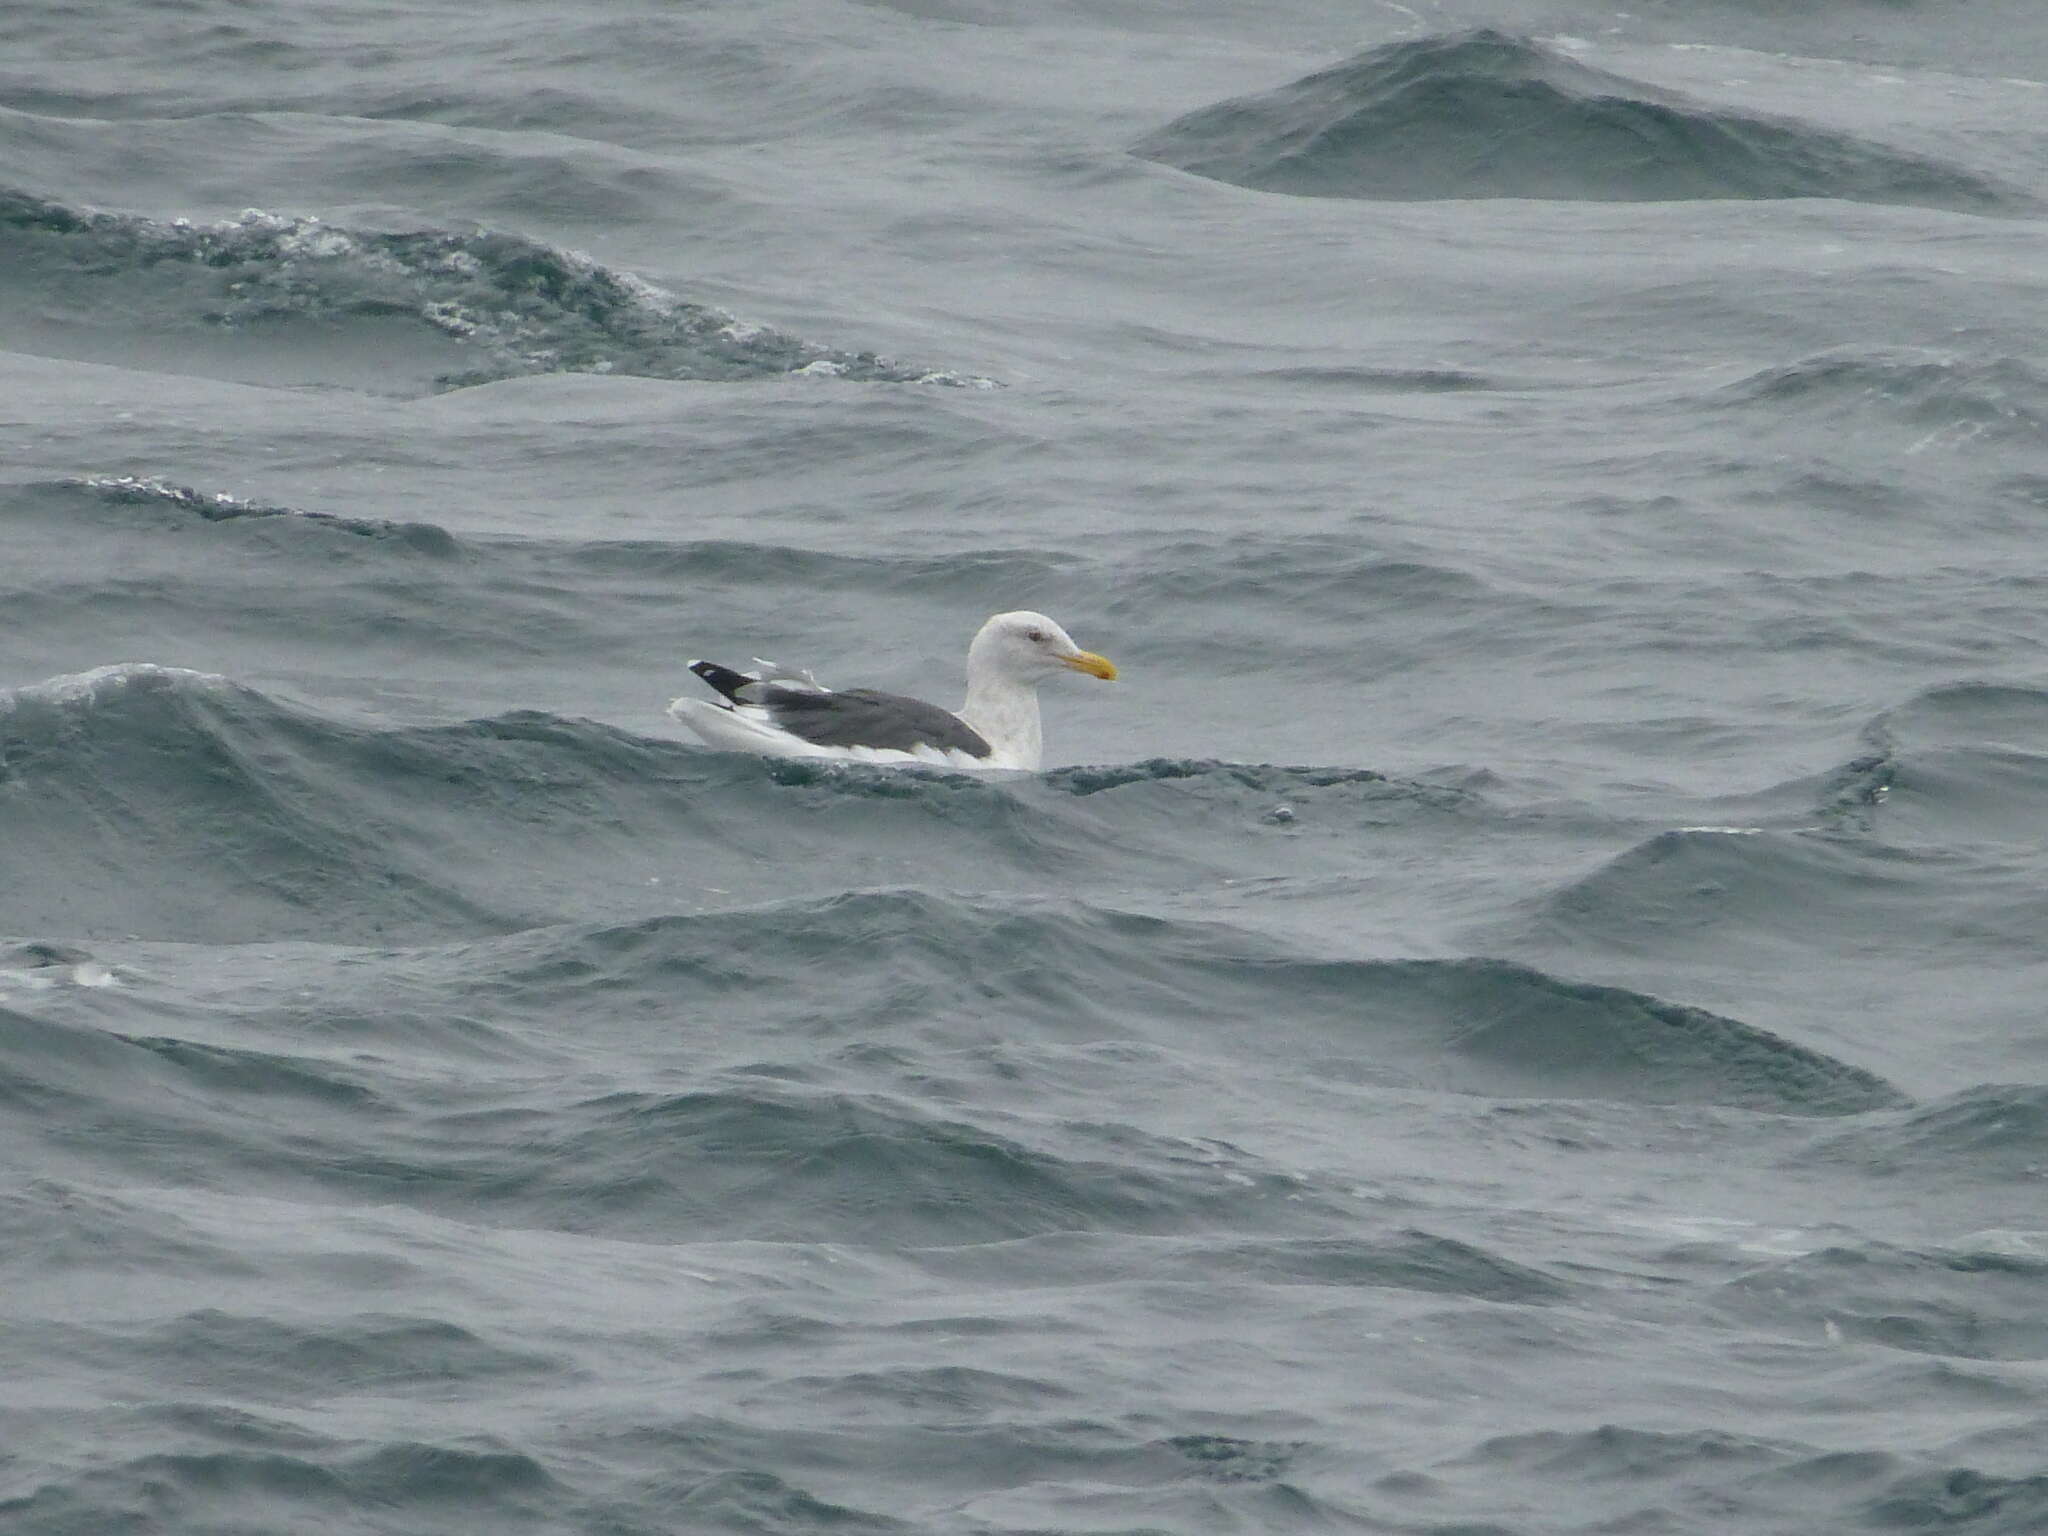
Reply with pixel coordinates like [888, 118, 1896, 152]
[667, 610, 1116, 770]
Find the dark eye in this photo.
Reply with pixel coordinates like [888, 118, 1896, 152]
[1026, 628, 1045, 642]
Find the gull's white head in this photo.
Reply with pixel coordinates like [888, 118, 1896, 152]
[967, 610, 1118, 686]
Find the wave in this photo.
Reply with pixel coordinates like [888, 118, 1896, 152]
[0, 939, 118, 993]
[0, 664, 703, 943]
[22, 472, 1073, 593]
[0, 662, 1939, 1125]
[0, 659, 1984, 1140]
[1103, 544, 1500, 625]
[372, 892, 1904, 1118]
[1457, 1425, 2048, 1534]
[0, 994, 1335, 1247]
[0, 655, 1902, 1113]
[1714, 1237, 2048, 1361]
[1720, 350, 2048, 441]
[1852, 682, 2048, 847]
[66, 475, 460, 553]
[134, 1310, 560, 1395]
[0, 187, 990, 394]
[1132, 30, 2029, 213]
[1526, 683, 2048, 964]
[558, 537, 1074, 596]
[0, 663, 991, 942]
[1867, 681, 2048, 762]
[1171, 1230, 1573, 1304]
[0, 1174, 257, 1282]
[0, 1434, 563, 1533]
[1805, 1085, 2048, 1182]
[667, 1470, 918, 1533]
[1532, 825, 1926, 954]
[1864, 1467, 2048, 1532]
[502, 1084, 1323, 1245]
[1467, 1423, 1787, 1483]
[1267, 954, 1904, 1115]
[0, 896, 1901, 1259]
[0, 660, 1502, 943]
[1046, 757, 1416, 799]
[1238, 364, 1498, 393]
[1523, 811, 2048, 1014]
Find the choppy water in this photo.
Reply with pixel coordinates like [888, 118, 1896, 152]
[5, 1, 2048, 1532]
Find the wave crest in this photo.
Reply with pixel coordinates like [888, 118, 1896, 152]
[0, 188, 992, 393]
[1134, 30, 2026, 213]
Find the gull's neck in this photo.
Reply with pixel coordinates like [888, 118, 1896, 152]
[958, 659, 1042, 771]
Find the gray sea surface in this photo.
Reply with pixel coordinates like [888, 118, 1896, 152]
[4, 1, 2048, 1531]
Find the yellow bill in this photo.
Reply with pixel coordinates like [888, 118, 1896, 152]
[1061, 650, 1118, 681]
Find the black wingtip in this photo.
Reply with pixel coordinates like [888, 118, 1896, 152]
[689, 659, 755, 703]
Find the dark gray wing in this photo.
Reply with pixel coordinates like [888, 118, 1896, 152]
[763, 687, 992, 757]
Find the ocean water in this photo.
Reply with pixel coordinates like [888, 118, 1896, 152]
[4, 0, 2048, 1530]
